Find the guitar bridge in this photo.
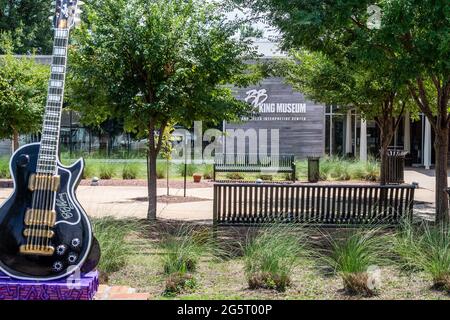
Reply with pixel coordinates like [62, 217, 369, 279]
[28, 174, 60, 192]
[19, 245, 55, 256]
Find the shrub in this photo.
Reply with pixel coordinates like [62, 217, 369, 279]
[176, 163, 199, 177]
[363, 160, 380, 181]
[92, 218, 138, 275]
[157, 161, 168, 179]
[0, 158, 10, 179]
[394, 222, 450, 290]
[122, 163, 139, 180]
[257, 174, 273, 181]
[243, 225, 308, 292]
[322, 228, 385, 296]
[163, 272, 197, 297]
[99, 164, 115, 180]
[159, 225, 212, 275]
[202, 164, 213, 180]
[82, 162, 94, 180]
[225, 172, 244, 180]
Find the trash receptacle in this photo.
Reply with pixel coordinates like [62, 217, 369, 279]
[386, 148, 408, 184]
[308, 157, 320, 183]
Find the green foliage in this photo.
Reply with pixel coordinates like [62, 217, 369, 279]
[394, 222, 450, 289]
[225, 172, 245, 180]
[243, 225, 308, 292]
[0, 0, 54, 54]
[322, 228, 385, 275]
[257, 174, 273, 181]
[156, 161, 168, 179]
[159, 225, 213, 275]
[0, 157, 10, 179]
[122, 163, 140, 180]
[0, 54, 49, 142]
[202, 164, 213, 180]
[297, 157, 380, 181]
[163, 272, 197, 297]
[92, 218, 139, 273]
[68, 0, 258, 136]
[98, 164, 116, 180]
[176, 163, 199, 177]
[81, 162, 94, 180]
[321, 228, 387, 296]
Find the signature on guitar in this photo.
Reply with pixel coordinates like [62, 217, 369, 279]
[56, 193, 74, 219]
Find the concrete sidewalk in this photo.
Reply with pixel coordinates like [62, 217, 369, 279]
[0, 185, 214, 221]
[0, 168, 445, 222]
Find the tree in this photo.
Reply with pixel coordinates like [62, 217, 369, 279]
[236, 0, 450, 223]
[0, 0, 53, 54]
[0, 53, 49, 152]
[281, 50, 417, 184]
[68, 0, 259, 220]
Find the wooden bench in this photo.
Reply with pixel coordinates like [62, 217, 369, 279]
[213, 154, 296, 181]
[213, 183, 416, 226]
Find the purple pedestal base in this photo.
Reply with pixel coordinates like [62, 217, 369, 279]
[0, 271, 99, 300]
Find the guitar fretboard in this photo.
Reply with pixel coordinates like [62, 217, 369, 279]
[37, 29, 69, 174]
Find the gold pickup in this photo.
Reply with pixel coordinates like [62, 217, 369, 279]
[24, 209, 56, 227]
[23, 228, 54, 239]
[19, 245, 55, 256]
[28, 174, 60, 192]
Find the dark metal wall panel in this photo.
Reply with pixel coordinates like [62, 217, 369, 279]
[225, 77, 325, 159]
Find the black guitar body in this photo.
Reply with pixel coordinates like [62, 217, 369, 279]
[0, 143, 100, 280]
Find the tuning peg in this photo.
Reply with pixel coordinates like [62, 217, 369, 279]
[48, 15, 54, 21]
[77, 1, 85, 6]
[75, 9, 83, 14]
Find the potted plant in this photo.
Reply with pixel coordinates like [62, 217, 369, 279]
[193, 173, 202, 183]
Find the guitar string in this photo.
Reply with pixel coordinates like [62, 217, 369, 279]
[27, 28, 68, 252]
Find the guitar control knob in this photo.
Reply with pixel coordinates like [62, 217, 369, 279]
[68, 253, 78, 264]
[71, 238, 81, 248]
[52, 261, 64, 272]
[56, 245, 67, 256]
[17, 154, 30, 168]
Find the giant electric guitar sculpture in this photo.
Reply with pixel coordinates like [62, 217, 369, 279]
[0, 0, 100, 280]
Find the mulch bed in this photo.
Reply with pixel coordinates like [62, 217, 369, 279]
[78, 179, 213, 188]
[133, 195, 210, 204]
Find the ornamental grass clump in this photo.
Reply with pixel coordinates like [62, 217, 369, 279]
[322, 228, 386, 296]
[159, 225, 214, 295]
[394, 222, 450, 290]
[98, 163, 116, 180]
[122, 163, 140, 180]
[92, 218, 139, 279]
[0, 158, 10, 179]
[243, 225, 308, 292]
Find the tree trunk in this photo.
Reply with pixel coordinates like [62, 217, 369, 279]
[147, 123, 158, 220]
[12, 129, 19, 153]
[434, 128, 449, 225]
[377, 116, 395, 185]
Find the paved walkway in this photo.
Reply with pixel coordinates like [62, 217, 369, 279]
[0, 185, 214, 221]
[0, 168, 445, 222]
[95, 285, 149, 300]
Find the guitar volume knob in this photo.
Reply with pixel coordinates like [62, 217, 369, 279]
[56, 245, 67, 256]
[68, 253, 78, 264]
[71, 238, 81, 248]
[52, 261, 64, 272]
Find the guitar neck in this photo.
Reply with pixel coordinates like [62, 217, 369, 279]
[37, 28, 70, 175]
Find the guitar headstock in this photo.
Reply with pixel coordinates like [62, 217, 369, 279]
[51, 0, 84, 30]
